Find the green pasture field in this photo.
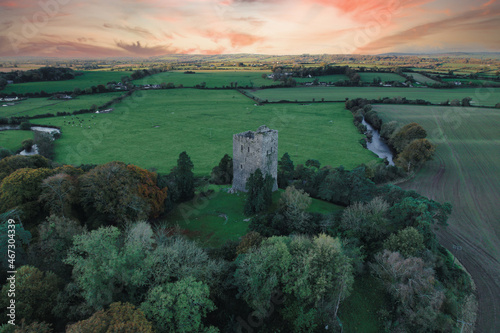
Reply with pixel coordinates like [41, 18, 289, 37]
[0, 93, 124, 118]
[403, 72, 439, 84]
[246, 86, 500, 106]
[132, 70, 271, 88]
[294, 74, 350, 83]
[1, 70, 132, 94]
[163, 185, 343, 247]
[442, 78, 500, 86]
[374, 104, 500, 260]
[358, 72, 406, 83]
[33, 89, 378, 175]
[0, 130, 34, 152]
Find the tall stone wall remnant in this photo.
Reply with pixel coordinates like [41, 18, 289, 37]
[232, 125, 278, 192]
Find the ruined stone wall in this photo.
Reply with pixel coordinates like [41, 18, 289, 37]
[232, 125, 278, 192]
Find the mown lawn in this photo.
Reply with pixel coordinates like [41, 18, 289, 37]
[1, 71, 132, 94]
[163, 185, 343, 247]
[34, 89, 378, 174]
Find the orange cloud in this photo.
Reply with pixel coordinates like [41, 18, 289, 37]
[202, 29, 264, 48]
[355, 6, 500, 53]
[306, 0, 434, 21]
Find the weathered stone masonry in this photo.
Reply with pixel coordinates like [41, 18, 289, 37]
[232, 125, 278, 192]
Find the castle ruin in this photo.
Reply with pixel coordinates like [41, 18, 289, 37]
[232, 125, 278, 192]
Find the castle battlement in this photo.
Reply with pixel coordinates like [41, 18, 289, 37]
[232, 125, 278, 192]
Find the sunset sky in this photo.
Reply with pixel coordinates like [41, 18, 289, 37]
[0, 0, 499, 57]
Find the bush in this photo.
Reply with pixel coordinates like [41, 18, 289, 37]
[19, 122, 31, 130]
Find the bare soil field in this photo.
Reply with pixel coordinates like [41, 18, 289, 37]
[375, 105, 500, 332]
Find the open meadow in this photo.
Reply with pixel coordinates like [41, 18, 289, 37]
[375, 104, 500, 332]
[358, 72, 405, 83]
[247, 86, 500, 106]
[132, 70, 270, 88]
[0, 130, 33, 151]
[33, 89, 378, 174]
[403, 72, 439, 84]
[1, 70, 132, 94]
[0, 92, 124, 118]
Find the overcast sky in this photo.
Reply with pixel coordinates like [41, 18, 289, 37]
[0, 0, 499, 57]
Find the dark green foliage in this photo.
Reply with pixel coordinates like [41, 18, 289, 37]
[210, 154, 233, 185]
[33, 132, 55, 160]
[389, 122, 427, 153]
[175, 151, 195, 202]
[0, 148, 13, 160]
[383, 227, 425, 257]
[0, 155, 51, 183]
[396, 138, 436, 171]
[19, 122, 31, 130]
[244, 169, 274, 215]
[319, 166, 376, 206]
[277, 153, 294, 188]
[0, 67, 75, 83]
[21, 139, 34, 152]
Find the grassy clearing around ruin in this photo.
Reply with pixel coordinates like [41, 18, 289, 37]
[1, 70, 132, 94]
[0, 93, 124, 118]
[374, 104, 500, 259]
[0, 130, 34, 152]
[132, 70, 271, 88]
[34, 89, 378, 175]
[163, 185, 343, 247]
[246, 86, 500, 106]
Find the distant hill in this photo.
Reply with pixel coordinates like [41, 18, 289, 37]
[378, 52, 500, 59]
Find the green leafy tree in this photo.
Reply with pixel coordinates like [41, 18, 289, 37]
[0, 210, 31, 273]
[319, 166, 376, 206]
[235, 235, 354, 331]
[279, 186, 312, 233]
[210, 154, 233, 185]
[65, 225, 151, 311]
[277, 153, 294, 188]
[175, 151, 195, 202]
[244, 169, 274, 215]
[21, 139, 34, 152]
[27, 215, 85, 278]
[141, 277, 217, 333]
[0, 266, 61, 324]
[79, 161, 148, 225]
[66, 302, 154, 333]
[384, 227, 425, 257]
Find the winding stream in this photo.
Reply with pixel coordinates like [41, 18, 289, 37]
[362, 118, 395, 166]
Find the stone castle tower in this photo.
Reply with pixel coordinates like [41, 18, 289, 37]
[232, 125, 278, 192]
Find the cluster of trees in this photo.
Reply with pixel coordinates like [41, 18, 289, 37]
[0, 67, 75, 88]
[347, 98, 436, 173]
[0, 148, 473, 332]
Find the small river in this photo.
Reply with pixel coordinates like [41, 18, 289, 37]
[362, 118, 395, 166]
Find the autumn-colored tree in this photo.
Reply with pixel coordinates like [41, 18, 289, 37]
[389, 122, 427, 153]
[371, 250, 445, 332]
[0, 168, 54, 219]
[127, 164, 167, 218]
[79, 161, 148, 224]
[0, 155, 51, 183]
[0, 266, 61, 324]
[66, 302, 154, 333]
[13, 320, 53, 333]
[236, 231, 264, 255]
[395, 138, 436, 172]
[39, 173, 77, 217]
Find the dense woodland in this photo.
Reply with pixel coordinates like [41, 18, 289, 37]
[0, 135, 473, 332]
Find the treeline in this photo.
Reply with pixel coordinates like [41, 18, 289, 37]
[0, 67, 76, 89]
[346, 98, 436, 173]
